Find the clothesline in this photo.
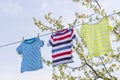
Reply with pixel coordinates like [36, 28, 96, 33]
[0, 11, 120, 48]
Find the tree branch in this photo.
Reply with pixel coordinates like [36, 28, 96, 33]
[94, 0, 101, 10]
[99, 57, 112, 78]
[83, 56, 103, 78]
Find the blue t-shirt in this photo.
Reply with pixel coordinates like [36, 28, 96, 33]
[17, 37, 44, 73]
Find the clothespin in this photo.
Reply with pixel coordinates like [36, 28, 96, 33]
[37, 33, 40, 37]
[22, 37, 24, 41]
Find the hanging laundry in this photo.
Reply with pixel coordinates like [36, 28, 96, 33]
[16, 37, 44, 73]
[48, 28, 76, 66]
[80, 18, 113, 58]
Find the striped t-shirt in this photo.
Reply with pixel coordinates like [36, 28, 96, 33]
[48, 28, 76, 66]
[80, 18, 113, 58]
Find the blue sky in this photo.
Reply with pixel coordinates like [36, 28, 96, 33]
[0, 0, 120, 80]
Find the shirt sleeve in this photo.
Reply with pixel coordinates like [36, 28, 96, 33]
[71, 29, 76, 39]
[71, 29, 77, 41]
[47, 35, 53, 47]
[37, 38, 44, 48]
[79, 25, 85, 38]
[107, 19, 113, 31]
[16, 43, 23, 55]
[107, 25, 113, 31]
[72, 34, 76, 39]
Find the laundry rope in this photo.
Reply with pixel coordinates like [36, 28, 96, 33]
[0, 11, 120, 48]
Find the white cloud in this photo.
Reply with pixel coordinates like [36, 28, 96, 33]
[0, 1, 24, 15]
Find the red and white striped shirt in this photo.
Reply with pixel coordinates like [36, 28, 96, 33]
[48, 28, 76, 66]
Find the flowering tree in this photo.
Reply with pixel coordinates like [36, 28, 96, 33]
[33, 0, 120, 79]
